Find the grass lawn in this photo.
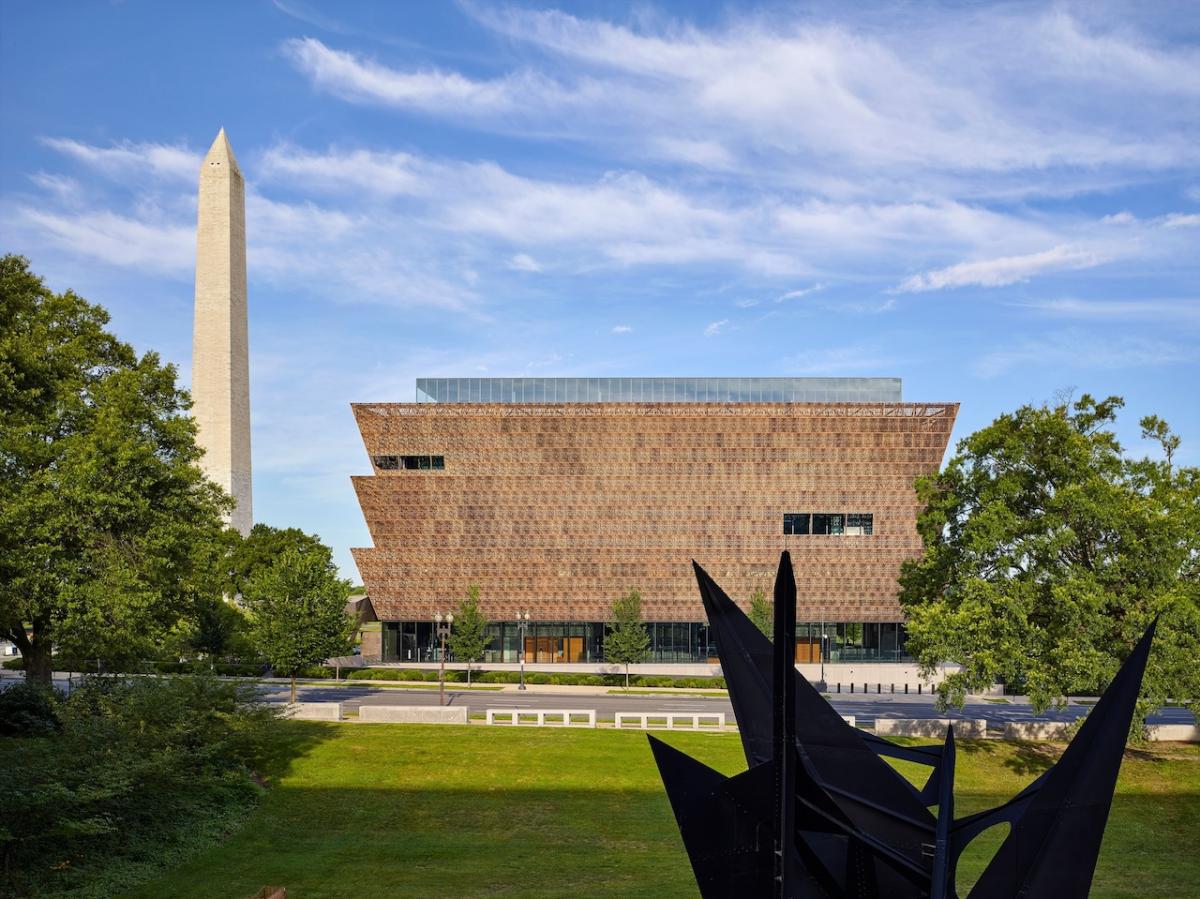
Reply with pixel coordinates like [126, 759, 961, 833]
[122, 723, 1200, 899]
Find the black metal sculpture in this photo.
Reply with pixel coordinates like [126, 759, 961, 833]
[650, 551, 1155, 899]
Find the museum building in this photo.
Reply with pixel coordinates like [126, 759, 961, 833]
[351, 378, 956, 666]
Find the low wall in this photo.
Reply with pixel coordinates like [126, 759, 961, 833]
[359, 705, 468, 724]
[281, 702, 342, 721]
[1147, 724, 1200, 742]
[1004, 722, 1071, 741]
[875, 718, 986, 739]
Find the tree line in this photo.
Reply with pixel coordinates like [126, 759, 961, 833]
[0, 255, 355, 699]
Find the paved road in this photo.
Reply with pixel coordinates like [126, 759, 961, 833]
[13, 674, 1191, 726]
[256, 683, 1196, 726]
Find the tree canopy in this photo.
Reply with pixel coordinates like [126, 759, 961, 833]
[748, 588, 772, 639]
[899, 394, 1200, 727]
[242, 546, 353, 702]
[448, 584, 489, 684]
[0, 255, 231, 682]
[605, 588, 650, 688]
[222, 523, 328, 598]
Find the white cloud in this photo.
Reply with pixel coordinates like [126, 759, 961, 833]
[649, 137, 735, 169]
[897, 245, 1106, 292]
[15, 207, 194, 274]
[259, 145, 425, 196]
[777, 284, 824, 302]
[734, 298, 759, 308]
[973, 332, 1196, 378]
[28, 173, 82, 204]
[41, 137, 200, 182]
[282, 37, 579, 116]
[1162, 213, 1200, 229]
[703, 319, 729, 337]
[611, 324, 633, 333]
[450, 5, 1200, 179]
[507, 253, 542, 272]
[1019, 298, 1200, 324]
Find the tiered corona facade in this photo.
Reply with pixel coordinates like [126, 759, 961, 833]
[350, 379, 956, 662]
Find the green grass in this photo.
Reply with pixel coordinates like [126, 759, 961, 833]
[122, 724, 1200, 899]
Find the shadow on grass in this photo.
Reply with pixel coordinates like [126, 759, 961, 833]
[1000, 742, 1061, 777]
[253, 719, 341, 785]
[121, 781, 1200, 899]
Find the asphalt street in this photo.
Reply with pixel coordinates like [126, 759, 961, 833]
[254, 683, 1196, 726]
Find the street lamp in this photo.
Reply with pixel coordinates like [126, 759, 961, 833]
[517, 611, 531, 690]
[819, 619, 827, 692]
[435, 612, 454, 706]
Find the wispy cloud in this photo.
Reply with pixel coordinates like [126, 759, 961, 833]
[897, 245, 1106, 292]
[973, 331, 1197, 378]
[1018, 298, 1200, 324]
[703, 319, 729, 337]
[282, 37, 578, 117]
[380, 5, 1200, 182]
[777, 284, 824, 302]
[1162, 213, 1200, 229]
[15, 207, 194, 274]
[611, 324, 632, 334]
[41, 137, 199, 182]
[507, 253, 542, 272]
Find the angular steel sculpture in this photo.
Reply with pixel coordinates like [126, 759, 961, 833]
[650, 551, 1155, 898]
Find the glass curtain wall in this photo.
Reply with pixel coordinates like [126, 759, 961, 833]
[380, 621, 910, 663]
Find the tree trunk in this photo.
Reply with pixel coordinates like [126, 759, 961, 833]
[625, 663, 630, 690]
[9, 622, 52, 686]
[290, 673, 297, 704]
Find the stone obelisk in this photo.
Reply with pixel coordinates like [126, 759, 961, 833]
[192, 128, 252, 536]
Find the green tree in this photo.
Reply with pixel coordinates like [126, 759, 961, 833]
[243, 547, 354, 702]
[222, 523, 328, 599]
[448, 584, 489, 685]
[604, 588, 650, 689]
[748, 587, 773, 638]
[899, 394, 1200, 731]
[0, 256, 230, 684]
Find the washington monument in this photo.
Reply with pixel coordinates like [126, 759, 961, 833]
[192, 128, 252, 535]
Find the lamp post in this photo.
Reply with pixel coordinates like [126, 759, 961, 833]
[819, 620, 827, 691]
[435, 612, 453, 706]
[517, 611, 531, 690]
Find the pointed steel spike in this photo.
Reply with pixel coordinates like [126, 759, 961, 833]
[693, 556, 937, 847]
[648, 735, 776, 897]
[967, 620, 1157, 899]
[929, 726, 956, 899]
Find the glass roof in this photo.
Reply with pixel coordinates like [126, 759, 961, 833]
[414, 377, 901, 403]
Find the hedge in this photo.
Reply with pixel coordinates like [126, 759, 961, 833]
[340, 667, 725, 688]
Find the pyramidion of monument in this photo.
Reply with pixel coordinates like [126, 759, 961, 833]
[192, 128, 252, 536]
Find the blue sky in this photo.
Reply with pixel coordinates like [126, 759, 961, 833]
[2, 1, 1198, 579]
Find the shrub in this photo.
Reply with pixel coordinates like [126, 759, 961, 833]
[2, 657, 24, 670]
[294, 665, 335, 679]
[0, 682, 62, 736]
[0, 674, 279, 895]
[214, 662, 268, 677]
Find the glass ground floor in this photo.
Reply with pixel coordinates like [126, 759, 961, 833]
[380, 620, 910, 665]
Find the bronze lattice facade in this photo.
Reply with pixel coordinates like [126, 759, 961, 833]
[351, 378, 956, 664]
